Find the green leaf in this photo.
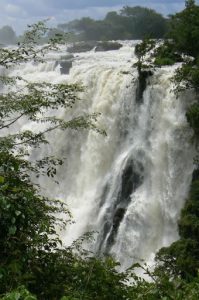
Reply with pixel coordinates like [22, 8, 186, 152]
[13, 162, 19, 172]
[15, 210, 21, 216]
[0, 183, 9, 191]
[9, 226, 17, 235]
[24, 296, 37, 300]
[11, 217, 16, 224]
[0, 176, 5, 183]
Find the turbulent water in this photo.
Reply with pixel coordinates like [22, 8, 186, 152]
[6, 42, 195, 269]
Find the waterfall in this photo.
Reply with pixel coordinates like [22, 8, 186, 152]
[5, 42, 195, 269]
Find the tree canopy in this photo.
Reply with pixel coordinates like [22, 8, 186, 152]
[57, 6, 168, 41]
[168, 0, 199, 58]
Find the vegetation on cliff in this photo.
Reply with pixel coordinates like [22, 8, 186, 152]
[135, 0, 199, 294]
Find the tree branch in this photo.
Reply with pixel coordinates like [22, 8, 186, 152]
[0, 112, 25, 130]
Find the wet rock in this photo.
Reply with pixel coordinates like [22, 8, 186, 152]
[98, 159, 144, 253]
[55, 54, 74, 74]
[59, 60, 73, 74]
[67, 41, 96, 53]
[95, 41, 122, 52]
[67, 41, 122, 53]
[136, 69, 153, 103]
[60, 54, 74, 60]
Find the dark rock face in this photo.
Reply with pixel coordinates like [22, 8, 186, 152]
[105, 160, 144, 250]
[67, 41, 123, 53]
[97, 159, 144, 253]
[59, 60, 73, 74]
[95, 41, 122, 52]
[55, 54, 74, 75]
[192, 169, 199, 181]
[67, 42, 96, 53]
[60, 54, 74, 60]
[136, 69, 153, 103]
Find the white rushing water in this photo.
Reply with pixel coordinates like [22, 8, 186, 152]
[5, 42, 195, 269]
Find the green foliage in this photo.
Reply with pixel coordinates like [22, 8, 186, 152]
[1, 286, 36, 300]
[133, 1, 199, 294]
[120, 6, 168, 39]
[135, 1, 199, 134]
[186, 103, 199, 137]
[134, 38, 156, 73]
[135, 39, 156, 61]
[134, 39, 155, 101]
[169, 0, 199, 59]
[0, 21, 108, 300]
[154, 57, 175, 66]
[174, 62, 199, 93]
[58, 6, 168, 41]
[0, 22, 56, 67]
[168, 1, 199, 140]
[154, 41, 182, 66]
[155, 169, 199, 282]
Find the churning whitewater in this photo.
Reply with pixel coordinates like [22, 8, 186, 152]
[8, 42, 195, 269]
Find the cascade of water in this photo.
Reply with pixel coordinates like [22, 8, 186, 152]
[3, 43, 195, 269]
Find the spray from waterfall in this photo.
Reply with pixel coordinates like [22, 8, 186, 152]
[3, 42, 195, 269]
